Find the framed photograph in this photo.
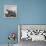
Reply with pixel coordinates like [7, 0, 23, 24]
[4, 5, 17, 18]
[18, 24, 46, 41]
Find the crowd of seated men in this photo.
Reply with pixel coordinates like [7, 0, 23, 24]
[21, 29, 46, 40]
[28, 29, 46, 40]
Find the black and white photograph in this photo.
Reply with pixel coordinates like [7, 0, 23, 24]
[4, 5, 17, 17]
[18, 25, 46, 46]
